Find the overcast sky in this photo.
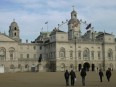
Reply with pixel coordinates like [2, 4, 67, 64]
[0, 0, 116, 42]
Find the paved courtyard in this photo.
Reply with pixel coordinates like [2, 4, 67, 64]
[0, 71, 116, 87]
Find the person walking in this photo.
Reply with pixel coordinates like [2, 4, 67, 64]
[70, 70, 76, 86]
[99, 69, 104, 82]
[64, 70, 70, 86]
[80, 68, 86, 86]
[97, 67, 98, 73]
[106, 68, 112, 82]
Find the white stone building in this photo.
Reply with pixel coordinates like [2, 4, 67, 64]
[0, 9, 116, 72]
[0, 20, 42, 72]
[37, 9, 116, 72]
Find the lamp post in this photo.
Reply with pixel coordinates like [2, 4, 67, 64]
[74, 36, 77, 71]
[45, 22, 48, 32]
[102, 32, 105, 71]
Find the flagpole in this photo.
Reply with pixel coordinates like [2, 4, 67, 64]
[45, 22, 48, 32]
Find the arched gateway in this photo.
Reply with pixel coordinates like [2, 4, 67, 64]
[92, 64, 95, 71]
[83, 62, 90, 71]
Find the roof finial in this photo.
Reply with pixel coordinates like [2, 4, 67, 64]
[72, 5, 75, 11]
[13, 19, 15, 22]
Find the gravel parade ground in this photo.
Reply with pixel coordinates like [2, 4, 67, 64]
[0, 71, 115, 87]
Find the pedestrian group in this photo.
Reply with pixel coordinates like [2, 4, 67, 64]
[64, 68, 112, 86]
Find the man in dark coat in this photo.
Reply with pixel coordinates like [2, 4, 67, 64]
[80, 68, 86, 86]
[106, 68, 112, 82]
[64, 70, 70, 86]
[70, 70, 76, 86]
[99, 69, 104, 82]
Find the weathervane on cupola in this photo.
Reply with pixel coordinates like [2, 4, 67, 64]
[13, 18, 15, 22]
[72, 5, 75, 11]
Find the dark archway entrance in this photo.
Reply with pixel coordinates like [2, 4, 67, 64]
[83, 62, 90, 71]
[78, 64, 82, 71]
[49, 61, 56, 72]
[92, 64, 95, 71]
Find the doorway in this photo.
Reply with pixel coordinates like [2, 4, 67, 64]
[78, 64, 82, 71]
[83, 62, 90, 71]
[92, 64, 95, 71]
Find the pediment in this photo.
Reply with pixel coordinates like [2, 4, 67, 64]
[0, 34, 15, 42]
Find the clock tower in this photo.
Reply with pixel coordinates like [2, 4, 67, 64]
[9, 19, 20, 42]
[68, 7, 81, 40]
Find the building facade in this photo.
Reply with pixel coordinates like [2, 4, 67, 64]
[0, 20, 44, 72]
[39, 9, 116, 72]
[0, 9, 116, 72]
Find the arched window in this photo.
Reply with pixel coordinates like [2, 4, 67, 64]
[10, 64, 15, 69]
[14, 27, 17, 30]
[70, 64, 74, 70]
[83, 48, 90, 60]
[59, 47, 65, 58]
[61, 63, 65, 68]
[60, 63, 65, 71]
[0, 47, 6, 60]
[9, 47, 15, 60]
[18, 64, 21, 69]
[108, 49, 113, 60]
[14, 32, 16, 36]
[25, 64, 29, 68]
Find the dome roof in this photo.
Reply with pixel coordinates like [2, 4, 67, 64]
[10, 21, 18, 27]
[9, 20, 19, 31]
[68, 18, 80, 25]
[71, 10, 77, 14]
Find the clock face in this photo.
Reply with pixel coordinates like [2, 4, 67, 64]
[72, 22, 78, 28]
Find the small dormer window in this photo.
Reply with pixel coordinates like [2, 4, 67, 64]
[14, 27, 17, 30]
[14, 32, 16, 36]
[74, 14, 76, 17]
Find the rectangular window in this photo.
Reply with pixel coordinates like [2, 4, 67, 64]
[10, 52, 13, 60]
[10, 54, 13, 58]
[33, 46, 36, 50]
[39, 54, 42, 62]
[20, 54, 23, 58]
[70, 51, 73, 58]
[78, 51, 81, 58]
[27, 54, 29, 58]
[51, 52, 53, 58]
[60, 52, 65, 58]
[34, 54, 36, 58]
[108, 53, 110, 57]
[98, 51, 101, 59]
[40, 46, 42, 50]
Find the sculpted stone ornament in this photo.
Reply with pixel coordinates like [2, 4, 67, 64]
[72, 22, 78, 28]
[0, 49, 5, 57]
